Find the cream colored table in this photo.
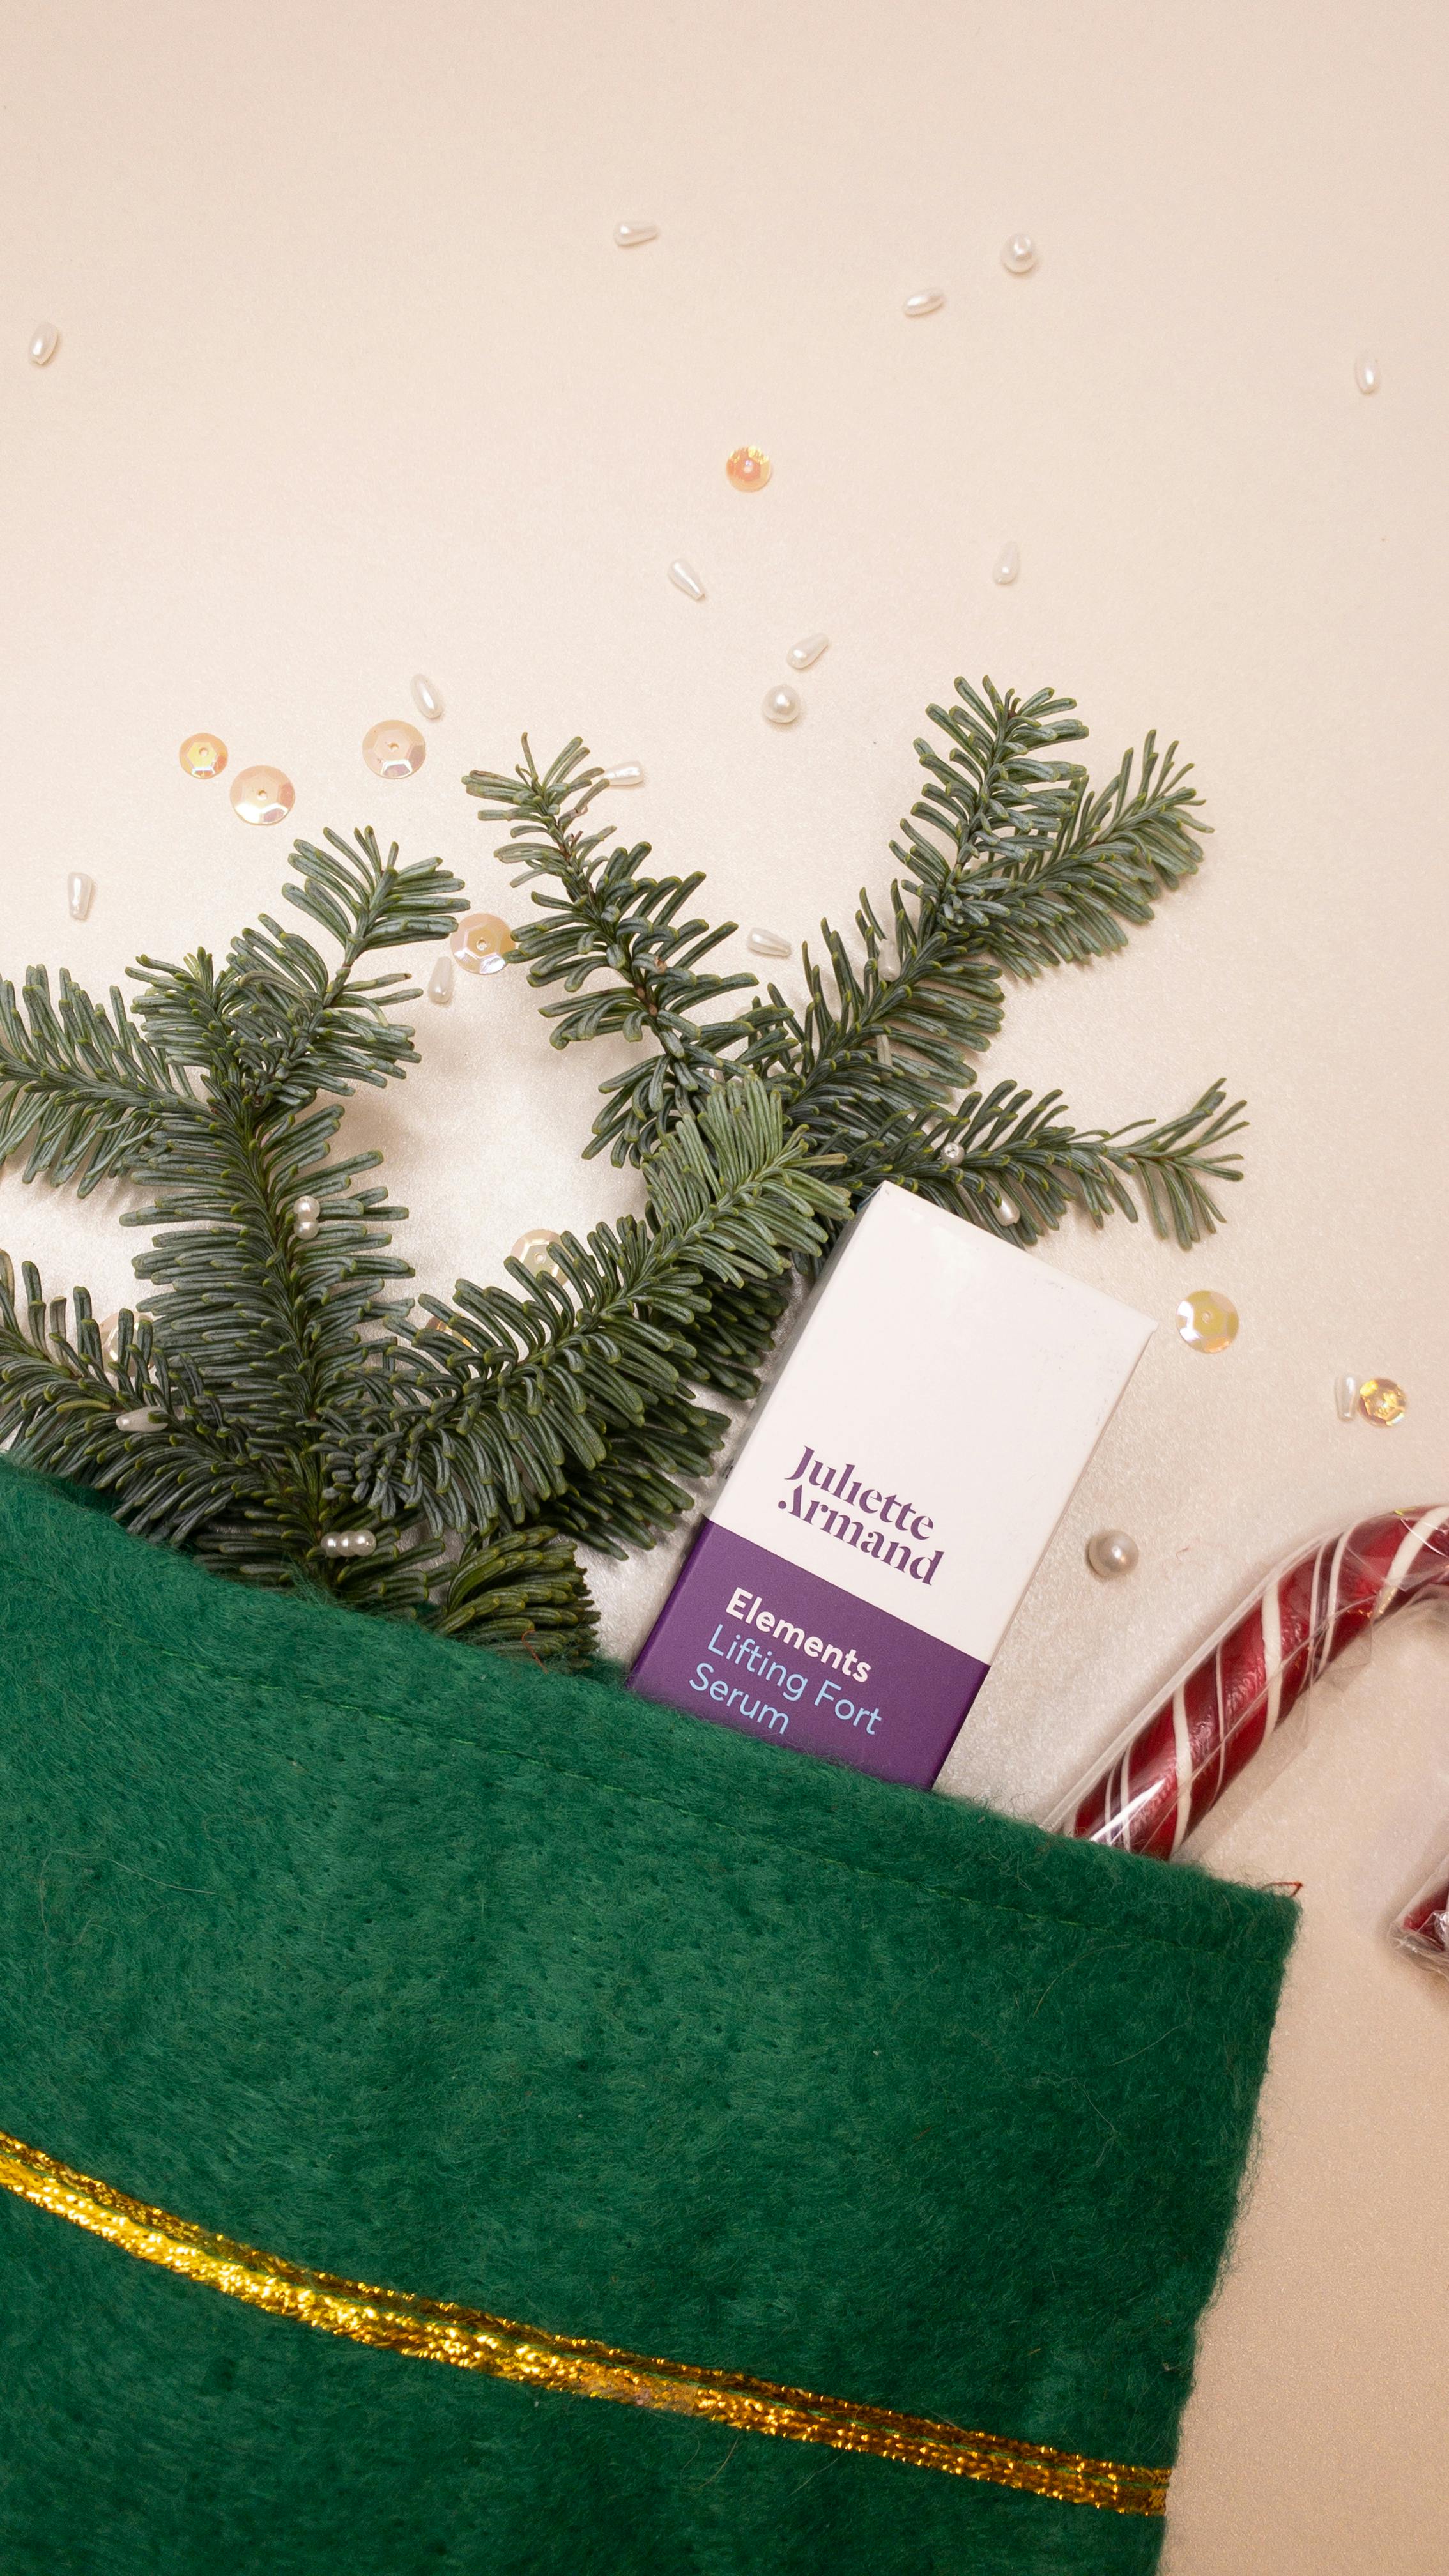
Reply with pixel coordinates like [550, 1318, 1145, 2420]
[4, 6, 1447, 2565]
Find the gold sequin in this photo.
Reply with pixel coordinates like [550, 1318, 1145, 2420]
[0, 2126, 1165, 2517]
[1358, 1376, 1407, 1427]
[725, 445, 772, 492]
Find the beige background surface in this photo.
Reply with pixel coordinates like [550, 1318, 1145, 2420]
[4, 4, 1448, 2564]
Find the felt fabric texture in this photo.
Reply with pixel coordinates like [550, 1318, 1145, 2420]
[0, 1457, 1296, 2575]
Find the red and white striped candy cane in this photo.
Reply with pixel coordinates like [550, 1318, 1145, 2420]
[1393, 1859, 1449, 1977]
[1050, 1507, 1449, 1860]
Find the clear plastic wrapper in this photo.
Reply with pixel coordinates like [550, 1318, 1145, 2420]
[1392, 1858, 1449, 1977]
[1047, 1507, 1449, 1859]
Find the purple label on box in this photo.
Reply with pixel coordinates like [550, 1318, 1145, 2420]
[629, 1522, 989, 1788]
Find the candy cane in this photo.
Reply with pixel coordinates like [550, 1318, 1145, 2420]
[1393, 1859, 1449, 1977]
[1049, 1508, 1449, 1859]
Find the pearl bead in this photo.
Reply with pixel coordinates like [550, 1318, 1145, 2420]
[510, 1229, 566, 1282]
[27, 321, 59, 367]
[762, 685, 802, 727]
[67, 872, 95, 921]
[992, 542, 1020, 586]
[1358, 1375, 1407, 1427]
[1176, 1289, 1239, 1354]
[614, 220, 659, 247]
[668, 558, 706, 600]
[1334, 1372, 1360, 1422]
[362, 720, 425, 779]
[410, 674, 444, 722]
[230, 766, 295, 827]
[116, 1406, 165, 1434]
[939, 1140, 964, 1167]
[903, 289, 945, 318]
[96, 1313, 124, 1365]
[1354, 352, 1381, 395]
[1001, 233, 1038, 274]
[1086, 1529, 1139, 1579]
[786, 634, 829, 671]
[294, 1197, 319, 1224]
[747, 926, 792, 958]
[426, 953, 455, 1005]
[726, 446, 771, 493]
[450, 912, 516, 976]
[603, 762, 645, 787]
[326, 1528, 378, 1558]
[179, 733, 227, 778]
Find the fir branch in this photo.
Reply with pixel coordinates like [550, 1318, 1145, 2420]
[132, 830, 466, 1116]
[0, 968, 196, 1192]
[334, 1078, 846, 1544]
[837, 1080, 1245, 1251]
[433, 1524, 601, 1664]
[464, 738, 792, 1159]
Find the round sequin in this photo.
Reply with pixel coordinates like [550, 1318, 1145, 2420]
[363, 720, 426, 779]
[450, 912, 516, 976]
[180, 733, 227, 779]
[510, 1229, 566, 1282]
[1176, 1289, 1239, 1354]
[1086, 1529, 1140, 1579]
[230, 765, 295, 827]
[1358, 1376, 1407, 1427]
[726, 446, 771, 493]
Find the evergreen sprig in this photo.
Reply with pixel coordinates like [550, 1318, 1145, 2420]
[467, 675, 1242, 1249]
[0, 671, 1242, 1668]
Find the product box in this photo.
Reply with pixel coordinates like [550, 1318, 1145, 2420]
[629, 1184, 1154, 1786]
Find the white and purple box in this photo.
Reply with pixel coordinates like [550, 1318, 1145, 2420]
[629, 1184, 1154, 1788]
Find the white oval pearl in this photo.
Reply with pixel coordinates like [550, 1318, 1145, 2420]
[96, 1312, 124, 1365]
[346, 1529, 378, 1556]
[1001, 233, 1038, 275]
[786, 634, 829, 671]
[1086, 1528, 1139, 1579]
[1354, 351, 1381, 395]
[427, 952, 455, 1005]
[116, 1406, 165, 1434]
[992, 542, 1020, 586]
[762, 684, 802, 727]
[903, 289, 945, 318]
[614, 220, 659, 248]
[668, 558, 706, 601]
[747, 926, 792, 958]
[294, 1197, 320, 1224]
[1334, 1372, 1360, 1422]
[295, 1218, 318, 1241]
[321, 1533, 345, 1555]
[603, 762, 645, 787]
[410, 673, 444, 721]
[28, 321, 59, 366]
[67, 871, 95, 920]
